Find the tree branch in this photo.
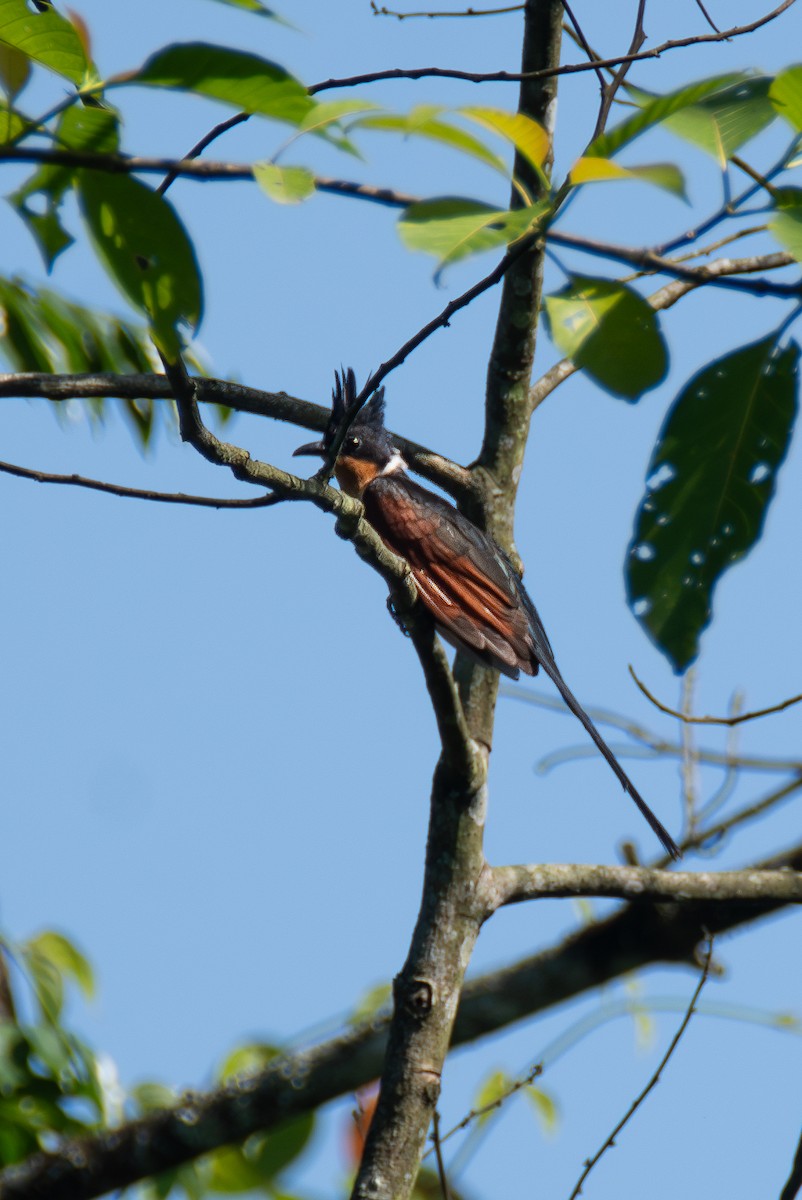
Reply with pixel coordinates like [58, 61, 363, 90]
[0, 376, 473, 499]
[309, 1, 797, 91]
[629, 664, 802, 728]
[2, 841, 800, 1200]
[484, 863, 802, 911]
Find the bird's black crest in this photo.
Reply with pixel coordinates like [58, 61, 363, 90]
[327, 368, 386, 449]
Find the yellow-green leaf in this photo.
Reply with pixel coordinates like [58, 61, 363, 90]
[253, 162, 315, 203]
[0, 40, 28, 97]
[525, 1086, 559, 1134]
[769, 187, 802, 261]
[461, 106, 549, 171]
[570, 155, 686, 199]
[353, 109, 507, 174]
[26, 931, 95, 1000]
[398, 196, 546, 270]
[769, 66, 802, 130]
[0, 0, 91, 86]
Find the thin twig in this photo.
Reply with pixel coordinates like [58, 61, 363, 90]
[731, 154, 781, 199]
[431, 1111, 451, 1200]
[310, 0, 797, 91]
[371, 1, 523, 15]
[157, 112, 251, 196]
[780, 1125, 802, 1200]
[560, 0, 607, 95]
[592, 0, 648, 140]
[681, 670, 700, 840]
[693, 0, 721, 33]
[567, 935, 714, 1200]
[425, 1063, 543, 1158]
[0, 459, 280, 508]
[630, 665, 802, 727]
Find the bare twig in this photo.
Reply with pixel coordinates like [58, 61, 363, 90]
[157, 112, 251, 196]
[567, 935, 714, 1200]
[0, 459, 279, 509]
[730, 154, 781, 199]
[371, 1, 524, 15]
[780, 1125, 802, 1200]
[560, 0, 607, 96]
[630, 665, 802, 727]
[693, 0, 721, 33]
[681, 670, 700, 840]
[430, 1112, 451, 1200]
[591, 0, 647, 140]
[310, 1, 797, 91]
[425, 1063, 543, 1158]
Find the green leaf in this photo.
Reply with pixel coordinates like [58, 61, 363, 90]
[589, 74, 741, 159]
[570, 156, 686, 199]
[0, 40, 29, 97]
[132, 1082, 178, 1112]
[352, 107, 507, 174]
[218, 1042, 280, 1081]
[0, 0, 92, 86]
[204, 0, 291, 20]
[27, 931, 94, 1000]
[662, 76, 776, 166]
[253, 162, 315, 204]
[132, 42, 313, 125]
[207, 1116, 314, 1192]
[769, 187, 802, 260]
[398, 197, 547, 270]
[627, 335, 799, 672]
[543, 275, 668, 400]
[769, 66, 802, 130]
[75, 171, 203, 356]
[460, 105, 549, 171]
[0, 97, 24, 142]
[9, 200, 73, 267]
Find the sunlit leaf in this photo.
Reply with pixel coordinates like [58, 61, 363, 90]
[398, 196, 547, 271]
[460, 105, 549, 171]
[473, 1069, 513, 1122]
[769, 187, 802, 260]
[570, 155, 686, 199]
[253, 162, 315, 204]
[627, 335, 799, 672]
[0, 40, 29, 97]
[525, 1086, 559, 1133]
[27, 931, 95, 1000]
[207, 1116, 314, 1193]
[353, 108, 507, 174]
[769, 65, 802, 130]
[218, 1042, 280, 1081]
[0, 0, 92, 86]
[204, 0, 291, 20]
[662, 76, 776, 167]
[76, 171, 203, 356]
[589, 74, 741, 158]
[543, 275, 668, 399]
[131, 42, 313, 125]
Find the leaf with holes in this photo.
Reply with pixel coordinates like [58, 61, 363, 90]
[542, 275, 668, 400]
[131, 41, 313, 125]
[75, 171, 203, 357]
[0, 0, 92, 86]
[626, 335, 799, 672]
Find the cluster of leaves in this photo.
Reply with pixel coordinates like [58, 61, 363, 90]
[0, 931, 316, 1198]
[1, 3, 801, 674]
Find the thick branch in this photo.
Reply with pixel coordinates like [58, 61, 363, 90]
[0, 376, 472, 498]
[485, 862, 802, 910]
[2, 840, 799, 1200]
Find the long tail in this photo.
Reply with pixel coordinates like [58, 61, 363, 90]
[536, 652, 681, 859]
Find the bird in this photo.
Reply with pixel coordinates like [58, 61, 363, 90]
[295, 369, 680, 861]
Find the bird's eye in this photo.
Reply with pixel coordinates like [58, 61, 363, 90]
[349, 435, 361, 449]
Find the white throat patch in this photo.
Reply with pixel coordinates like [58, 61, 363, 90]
[378, 450, 408, 477]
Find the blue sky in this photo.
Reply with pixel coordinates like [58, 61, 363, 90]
[1, 2, 801, 1197]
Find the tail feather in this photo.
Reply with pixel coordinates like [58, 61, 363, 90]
[535, 652, 681, 861]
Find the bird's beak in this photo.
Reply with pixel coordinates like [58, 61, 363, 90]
[293, 439, 327, 458]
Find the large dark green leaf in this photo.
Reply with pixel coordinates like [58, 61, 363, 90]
[131, 42, 313, 125]
[75, 171, 203, 357]
[0, 40, 29, 98]
[627, 335, 799, 672]
[0, 0, 91, 86]
[542, 275, 668, 400]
